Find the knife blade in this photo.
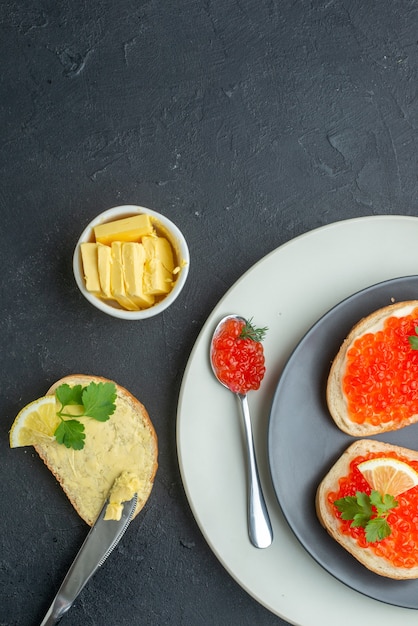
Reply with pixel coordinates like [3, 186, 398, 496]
[39, 492, 138, 626]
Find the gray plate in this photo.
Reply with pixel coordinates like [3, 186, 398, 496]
[268, 275, 418, 609]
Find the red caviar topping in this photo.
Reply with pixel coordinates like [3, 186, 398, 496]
[343, 308, 418, 425]
[329, 452, 418, 568]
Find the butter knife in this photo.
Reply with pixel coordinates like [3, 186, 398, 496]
[40, 493, 138, 626]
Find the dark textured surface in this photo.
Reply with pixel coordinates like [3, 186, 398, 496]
[1, 1, 418, 625]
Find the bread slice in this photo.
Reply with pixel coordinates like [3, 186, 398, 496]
[327, 300, 418, 436]
[34, 374, 158, 526]
[316, 439, 418, 579]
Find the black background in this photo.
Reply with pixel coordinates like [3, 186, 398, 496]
[2, 1, 418, 625]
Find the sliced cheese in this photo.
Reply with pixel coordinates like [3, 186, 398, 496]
[142, 236, 175, 295]
[94, 214, 154, 246]
[110, 242, 139, 310]
[122, 243, 155, 308]
[80, 243, 102, 296]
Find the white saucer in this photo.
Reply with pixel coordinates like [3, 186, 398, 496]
[177, 215, 418, 625]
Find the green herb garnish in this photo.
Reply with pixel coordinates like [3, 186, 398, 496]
[334, 490, 398, 543]
[239, 318, 268, 342]
[54, 382, 116, 450]
[408, 326, 418, 350]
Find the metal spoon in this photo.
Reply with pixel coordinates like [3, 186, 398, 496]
[210, 314, 273, 549]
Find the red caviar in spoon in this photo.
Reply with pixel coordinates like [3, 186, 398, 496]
[211, 317, 267, 394]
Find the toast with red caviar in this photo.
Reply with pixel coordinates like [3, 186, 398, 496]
[316, 439, 418, 579]
[327, 300, 418, 436]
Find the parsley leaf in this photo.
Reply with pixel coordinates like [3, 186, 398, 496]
[81, 382, 117, 422]
[54, 420, 86, 450]
[53, 381, 117, 451]
[56, 384, 84, 407]
[365, 517, 392, 543]
[334, 490, 398, 543]
[334, 492, 372, 524]
[370, 491, 398, 515]
[408, 326, 418, 350]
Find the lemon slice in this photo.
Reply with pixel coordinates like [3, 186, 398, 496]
[9, 395, 60, 448]
[358, 457, 418, 497]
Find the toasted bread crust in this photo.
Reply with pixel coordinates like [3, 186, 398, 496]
[327, 300, 418, 436]
[316, 439, 418, 579]
[34, 374, 158, 525]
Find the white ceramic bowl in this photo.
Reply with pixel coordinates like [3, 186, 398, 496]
[73, 205, 190, 319]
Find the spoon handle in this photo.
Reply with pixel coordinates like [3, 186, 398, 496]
[237, 394, 273, 548]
